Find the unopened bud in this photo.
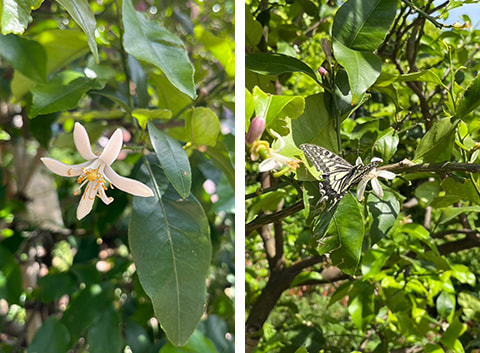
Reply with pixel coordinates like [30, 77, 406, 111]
[321, 38, 333, 63]
[318, 66, 328, 76]
[245, 116, 266, 144]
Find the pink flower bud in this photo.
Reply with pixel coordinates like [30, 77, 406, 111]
[318, 66, 328, 76]
[245, 116, 266, 145]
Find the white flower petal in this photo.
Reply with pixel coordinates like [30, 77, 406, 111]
[98, 187, 114, 205]
[104, 165, 154, 197]
[77, 182, 96, 219]
[258, 158, 282, 172]
[357, 178, 368, 201]
[100, 129, 123, 165]
[269, 129, 285, 153]
[377, 170, 396, 180]
[371, 157, 383, 163]
[371, 177, 384, 198]
[41, 157, 91, 177]
[74, 123, 96, 160]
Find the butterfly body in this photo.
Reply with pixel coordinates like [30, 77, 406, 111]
[300, 144, 380, 209]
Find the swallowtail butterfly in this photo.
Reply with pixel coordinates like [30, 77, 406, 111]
[300, 144, 381, 210]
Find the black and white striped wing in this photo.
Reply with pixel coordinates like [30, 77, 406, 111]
[300, 144, 358, 207]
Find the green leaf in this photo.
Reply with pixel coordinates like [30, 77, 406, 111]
[333, 41, 382, 103]
[375, 128, 399, 162]
[128, 55, 149, 108]
[132, 108, 172, 130]
[27, 317, 70, 353]
[151, 74, 193, 116]
[30, 75, 102, 118]
[348, 282, 375, 330]
[458, 292, 480, 321]
[413, 118, 457, 163]
[0, 0, 43, 34]
[361, 248, 391, 279]
[440, 316, 466, 350]
[148, 121, 191, 198]
[205, 143, 235, 188]
[245, 7, 263, 48]
[252, 86, 305, 132]
[0, 34, 47, 82]
[129, 160, 211, 346]
[12, 30, 90, 99]
[332, 0, 398, 51]
[245, 89, 254, 124]
[320, 194, 364, 276]
[436, 291, 455, 319]
[37, 272, 78, 302]
[194, 25, 234, 78]
[367, 191, 399, 245]
[88, 303, 122, 353]
[159, 330, 217, 353]
[441, 177, 480, 205]
[60, 284, 111, 341]
[292, 93, 337, 153]
[122, 0, 196, 99]
[246, 53, 319, 83]
[186, 107, 221, 146]
[451, 264, 476, 286]
[0, 245, 22, 304]
[55, 0, 99, 62]
[456, 74, 480, 121]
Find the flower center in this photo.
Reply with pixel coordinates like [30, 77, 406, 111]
[85, 169, 99, 181]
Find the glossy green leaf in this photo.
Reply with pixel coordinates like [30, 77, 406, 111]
[132, 108, 172, 130]
[456, 74, 480, 121]
[88, 303, 122, 353]
[437, 291, 455, 319]
[0, 0, 43, 34]
[367, 191, 399, 245]
[246, 7, 263, 48]
[30, 75, 102, 118]
[451, 264, 476, 286]
[245, 89, 254, 124]
[159, 330, 217, 353]
[375, 128, 399, 162]
[129, 160, 211, 346]
[11, 30, 90, 99]
[122, 0, 196, 99]
[332, 0, 398, 51]
[195, 25, 234, 78]
[413, 118, 457, 163]
[333, 41, 381, 103]
[291, 93, 337, 153]
[27, 317, 70, 353]
[415, 180, 441, 205]
[0, 245, 22, 304]
[206, 143, 235, 188]
[55, 0, 99, 62]
[148, 121, 191, 198]
[151, 74, 193, 116]
[348, 282, 375, 330]
[0, 34, 47, 82]
[246, 53, 319, 83]
[320, 194, 364, 276]
[252, 86, 305, 131]
[361, 248, 391, 279]
[186, 107, 221, 146]
[60, 284, 111, 340]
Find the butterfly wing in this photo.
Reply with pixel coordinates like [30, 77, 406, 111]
[300, 144, 369, 209]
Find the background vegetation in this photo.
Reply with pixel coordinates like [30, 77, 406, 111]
[246, 0, 480, 352]
[0, 0, 234, 352]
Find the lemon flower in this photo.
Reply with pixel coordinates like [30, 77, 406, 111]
[356, 163, 396, 201]
[41, 123, 154, 220]
[257, 130, 300, 172]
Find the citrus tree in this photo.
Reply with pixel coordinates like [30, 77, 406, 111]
[0, 0, 234, 352]
[246, 0, 480, 352]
